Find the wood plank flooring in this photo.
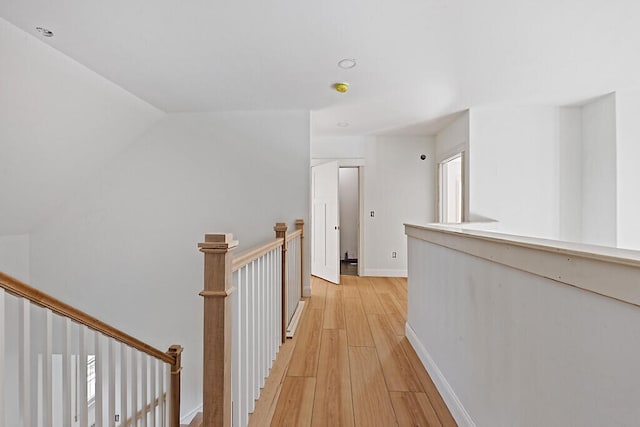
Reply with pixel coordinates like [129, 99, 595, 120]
[250, 275, 457, 427]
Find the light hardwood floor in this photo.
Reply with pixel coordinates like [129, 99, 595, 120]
[249, 276, 457, 427]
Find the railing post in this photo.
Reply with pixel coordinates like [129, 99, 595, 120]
[295, 219, 305, 297]
[167, 345, 183, 427]
[274, 222, 288, 343]
[198, 233, 238, 427]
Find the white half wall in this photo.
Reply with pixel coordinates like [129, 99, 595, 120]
[28, 110, 311, 418]
[406, 225, 640, 426]
[0, 234, 30, 282]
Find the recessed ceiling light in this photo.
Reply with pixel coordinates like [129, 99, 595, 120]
[338, 59, 357, 69]
[36, 27, 54, 37]
[337, 122, 350, 127]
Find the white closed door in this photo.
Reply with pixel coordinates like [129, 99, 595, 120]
[311, 161, 340, 284]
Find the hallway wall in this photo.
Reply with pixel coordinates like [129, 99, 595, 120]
[28, 110, 311, 420]
[312, 135, 436, 276]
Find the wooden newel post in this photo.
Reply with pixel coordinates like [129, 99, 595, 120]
[167, 345, 183, 427]
[198, 233, 238, 427]
[295, 219, 304, 297]
[274, 222, 288, 343]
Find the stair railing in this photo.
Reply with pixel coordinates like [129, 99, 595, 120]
[0, 271, 182, 427]
[198, 219, 305, 427]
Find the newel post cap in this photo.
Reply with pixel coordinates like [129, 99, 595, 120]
[198, 233, 239, 251]
[274, 222, 288, 233]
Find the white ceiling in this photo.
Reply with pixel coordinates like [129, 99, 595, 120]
[1, 0, 640, 136]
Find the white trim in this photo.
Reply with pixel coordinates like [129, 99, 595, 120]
[302, 283, 311, 297]
[311, 158, 366, 167]
[181, 403, 203, 424]
[405, 223, 640, 307]
[286, 301, 306, 338]
[405, 323, 475, 427]
[362, 269, 407, 277]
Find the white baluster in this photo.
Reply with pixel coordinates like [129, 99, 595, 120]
[62, 319, 72, 427]
[120, 345, 128, 427]
[149, 358, 156, 427]
[43, 309, 53, 427]
[95, 333, 103, 427]
[157, 361, 163, 427]
[232, 270, 240, 427]
[140, 354, 147, 427]
[0, 290, 4, 427]
[164, 365, 171, 426]
[242, 266, 250, 427]
[109, 340, 116, 427]
[249, 261, 257, 412]
[267, 250, 272, 361]
[78, 327, 88, 427]
[255, 256, 262, 394]
[131, 351, 138, 427]
[258, 256, 264, 398]
[19, 299, 30, 427]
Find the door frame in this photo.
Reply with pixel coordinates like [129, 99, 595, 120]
[311, 158, 365, 279]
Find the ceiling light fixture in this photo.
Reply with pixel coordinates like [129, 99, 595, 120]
[36, 27, 54, 37]
[337, 122, 350, 127]
[338, 59, 357, 69]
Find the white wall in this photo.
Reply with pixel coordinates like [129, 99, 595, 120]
[407, 232, 640, 426]
[0, 234, 30, 282]
[468, 106, 566, 239]
[581, 94, 617, 246]
[28, 110, 311, 419]
[339, 168, 359, 259]
[435, 111, 469, 162]
[363, 136, 435, 276]
[436, 112, 470, 221]
[614, 91, 640, 249]
[311, 136, 367, 163]
[557, 107, 583, 242]
[312, 135, 435, 276]
[0, 17, 164, 235]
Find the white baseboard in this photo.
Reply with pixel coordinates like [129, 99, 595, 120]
[286, 301, 305, 338]
[181, 404, 203, 424]
[303, 283, 311, 297]
[362, 269, 407, 277]
[405, 323, 476, 427]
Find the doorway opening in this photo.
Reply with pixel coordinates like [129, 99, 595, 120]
[339, 167, 359, 276]
[439, 153, 463, 223]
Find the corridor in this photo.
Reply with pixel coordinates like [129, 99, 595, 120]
[249, 275, 457, 426]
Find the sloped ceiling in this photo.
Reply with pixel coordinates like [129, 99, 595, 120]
[0, 18, 164, 234]
[2, 0, 639, 137]
[2, 1, 640, 235]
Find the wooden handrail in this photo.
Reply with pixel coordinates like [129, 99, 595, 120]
[285, 228, 303, 242]
[232, 238, 283, 272]
[0, 271, 175, 365]
[232, 230, 302, 272]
